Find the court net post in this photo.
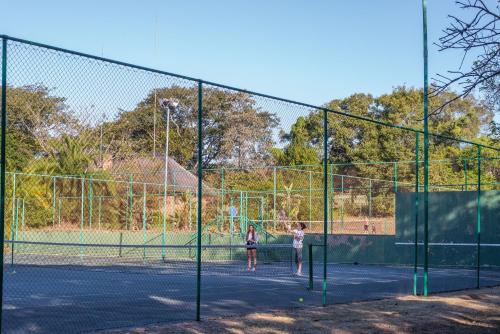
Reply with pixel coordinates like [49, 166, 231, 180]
[308, 243, 313, 290]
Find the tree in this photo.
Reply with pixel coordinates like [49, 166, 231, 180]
[104, 86, 279, 169]
[277, 117, 320, 165]
[217, 93, 278, 168]
[5, 85, 76, 171]
[280, 87, 495, 183]
[487, 120, 500, 143]
[433, 0, 500, 112]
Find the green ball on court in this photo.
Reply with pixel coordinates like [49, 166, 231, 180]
[299, 297, 304, 302]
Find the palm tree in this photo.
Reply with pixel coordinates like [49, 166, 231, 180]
[22, 135, 120, 229]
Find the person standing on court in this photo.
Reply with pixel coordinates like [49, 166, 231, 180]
[229, 205, 238, 221]
[245, 224, 258, 271]
[284, 222, 306, 276]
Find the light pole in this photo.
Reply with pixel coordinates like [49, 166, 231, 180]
[159, 98, 179, 261]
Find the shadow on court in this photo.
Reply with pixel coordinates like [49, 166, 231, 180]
[3, 264, 500, 333]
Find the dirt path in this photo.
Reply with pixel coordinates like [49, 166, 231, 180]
[97, 286, 500, 334]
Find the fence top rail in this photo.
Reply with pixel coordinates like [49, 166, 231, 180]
[1, 34, 499, 152]
[198, 156, 500, 173]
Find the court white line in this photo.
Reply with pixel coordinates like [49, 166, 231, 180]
[396, 242, 500, 247]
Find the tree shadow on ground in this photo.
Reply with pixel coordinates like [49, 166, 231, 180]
[100, 286, 500, 334]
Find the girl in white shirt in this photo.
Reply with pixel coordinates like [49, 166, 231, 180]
[285, 222, 306, 275]
[245, 225, 258, 271]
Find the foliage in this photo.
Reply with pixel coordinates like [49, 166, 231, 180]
[103, 86, 279, 169]
[279, 87, 496, 186]
[5, 85, 76, 171]
[278, 117, 320, 165]
[3, 83, 498, 231]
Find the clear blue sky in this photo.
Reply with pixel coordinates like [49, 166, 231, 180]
[0, 0, 494, 108]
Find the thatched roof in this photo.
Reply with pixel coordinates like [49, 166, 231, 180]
[104, 155, 215, 193]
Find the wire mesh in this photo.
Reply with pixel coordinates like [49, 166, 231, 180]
[3, 37, 200, 332]
[324, 112, 417, 303]
[479, 146, 500, 288]
[200, 82, 325, 316]
[0, 35, 499, 333]
[425, 136, 477, 293]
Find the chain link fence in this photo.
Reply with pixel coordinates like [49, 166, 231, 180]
[0, 35, 499, 333]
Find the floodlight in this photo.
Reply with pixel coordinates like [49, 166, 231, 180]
[159, 98, 179, 110]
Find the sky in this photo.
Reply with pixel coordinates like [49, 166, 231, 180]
[0, 0, 497, 112]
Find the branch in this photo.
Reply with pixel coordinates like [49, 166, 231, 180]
[432, 0, 499, 114]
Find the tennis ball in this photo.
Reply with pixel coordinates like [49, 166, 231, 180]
[299, 297, 304, 302]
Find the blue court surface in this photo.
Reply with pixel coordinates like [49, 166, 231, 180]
[3, 260, 500, 334]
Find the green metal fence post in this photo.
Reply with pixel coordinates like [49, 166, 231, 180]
[128, 175, 133, 230]
[393, 162, 398, 221]
[464, 158, 468, 191]
[143, 183, 147, 260]
[162, 170, 168, 260]
[196, 80, 203, 321]
[273, 167, 277, 231]
[309, 171, 312, 223]
[239, 191, 243, 234]
[98, 196, 102, 229]
[244, 192, 248, 232]
[341, 175, 344, 231]
[229, 197, 234, 248]
[259, 196, 264, 229]
[368, 179, 372, 219]
[422, 0, 430, 297]
[0, 37, 8, 333]
[221, 167, 225, 231]
[322, 109, 328, 306]
[188, 190, 193, 231]
[14, 198, 19, 242]
[21, 198, 25, 240]
[414, 132, 419, 296]
[89, 175, 93, 229]
[393, 162, 398, 193]
[10, 198, 19, 266]
[125, 181, 129, 230]
[264, 194, 268, 227]
[11, 173, 16, 242]
[308, 243, 313, 290]
[52, 176, 56, 227]
[173, 171, 176, 228]
[58, 198, 62, 227]
[476, 146, 481, 288]
[330, 164, 334, 234]
[80, 176, 85, 261]
[245, 192, 248, 219]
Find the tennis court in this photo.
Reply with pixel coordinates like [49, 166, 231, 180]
[3, 241, 500, 334]
[0, 33, 499, 334]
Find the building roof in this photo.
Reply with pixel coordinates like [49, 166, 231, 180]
[105, 155, 215, 193]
